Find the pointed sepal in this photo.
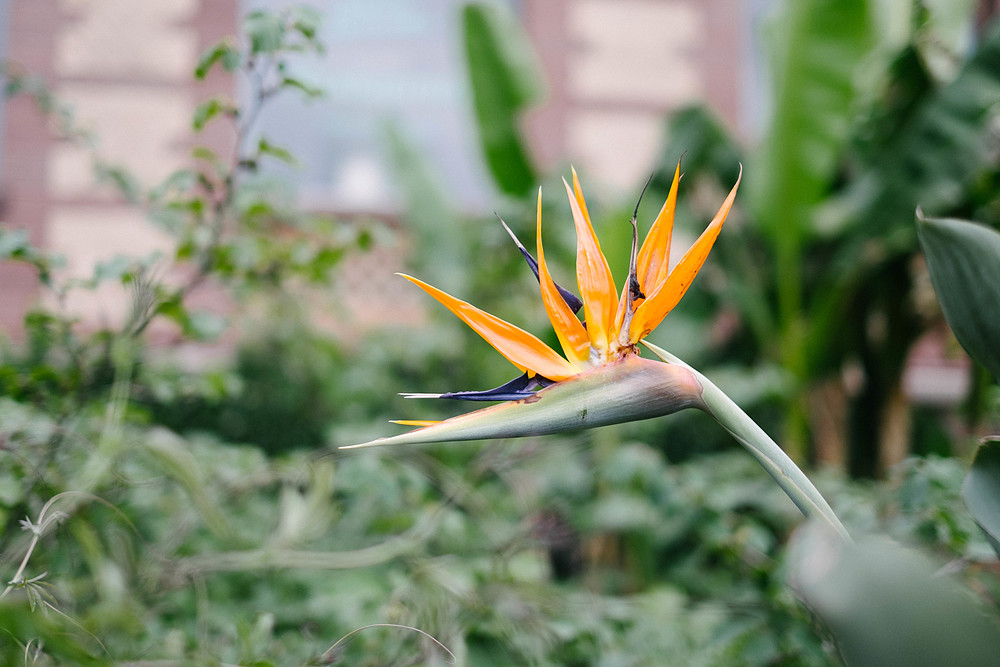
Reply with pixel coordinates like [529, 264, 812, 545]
[629, 166, 741, 342]
[399, 273, 579, 381]
[565, 170, 617, 357]
[499, 214, 583, 313]
[536, 190, 590, 366]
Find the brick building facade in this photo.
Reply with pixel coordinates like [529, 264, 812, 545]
[0, 0, 747, 335]
[1, 0, 237, 334]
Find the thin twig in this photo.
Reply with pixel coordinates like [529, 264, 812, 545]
[321, 624, 456, 665]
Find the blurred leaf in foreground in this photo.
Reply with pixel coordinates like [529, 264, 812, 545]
[789, 523, 1000, 667]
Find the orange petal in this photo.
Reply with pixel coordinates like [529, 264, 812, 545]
[390, 420, 441, 427]
[628, 167, 742, 342]
[535, 190, 590, 366]
[636, 160, 681, 294]
[400, 274, 579, 381]
[563, 174, 617, 356]
[571, 166, 592, 226]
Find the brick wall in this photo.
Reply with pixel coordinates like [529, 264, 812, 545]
[1, 0, 236, 336]
[524, 0, 743, 191]
[1, 0, 745, 335]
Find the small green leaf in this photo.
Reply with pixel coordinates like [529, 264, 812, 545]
[191, 146, 216, 160]
[195, 39, 241, 79]
[917, 213, 1000, 380]
[962, 439, 1000, 558]
[194, 42, 222, 79]
[281, 76, 324, 99]
[290, 6, 322, 41]
[0, 228, 31, 258]
[192, 97, 235, 132]
[92, 255, 133, 283]
[94, 162, 141, 202]
[244, 10, 284, 54]
[258, 137, 299, 165]
[150, 168, 197, 200]
[222, 45, 242, 71]
[191, 146, 223, 173]
[186, 310, 227, 341]
[197, 172, 218, 194]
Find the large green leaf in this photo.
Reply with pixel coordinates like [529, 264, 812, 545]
[462, 2, 541, 197]
[962, 439, 1000, 557]
[750, 0, 877, 383]
[805, 19, 1000, 375]
[789, 523, 1000, 667]
[867, 18, 1000, 228]
[917, 214, 1000, 381]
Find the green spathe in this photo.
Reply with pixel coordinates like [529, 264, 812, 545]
[342, 355, 704, 449]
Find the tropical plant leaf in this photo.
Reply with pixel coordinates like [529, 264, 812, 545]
[917, 214, 1000, 381]
[462, 2, 541, 197]
[962, 439, 1000, 557]
[804, 19, 1000, 375]
[831, 16, 1000, 240]
[751, 0, 875, 245]
[748, 0, 877, 385]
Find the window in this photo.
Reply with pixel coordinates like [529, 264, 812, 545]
[246, 0, 494, 214]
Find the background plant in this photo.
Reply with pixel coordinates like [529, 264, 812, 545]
[650, 0, 1000, 476]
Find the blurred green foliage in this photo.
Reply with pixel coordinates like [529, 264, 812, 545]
[1, 2, 999, 665]
[638, 1, 1000, 478]
[3, 384, 996, 664]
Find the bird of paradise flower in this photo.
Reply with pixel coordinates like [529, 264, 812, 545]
[344, 164, 849, 539]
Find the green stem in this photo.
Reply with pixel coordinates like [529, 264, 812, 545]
[643, 342, 851, 541]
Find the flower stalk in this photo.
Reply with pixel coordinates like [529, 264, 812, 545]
[643, 341, 850, 541]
